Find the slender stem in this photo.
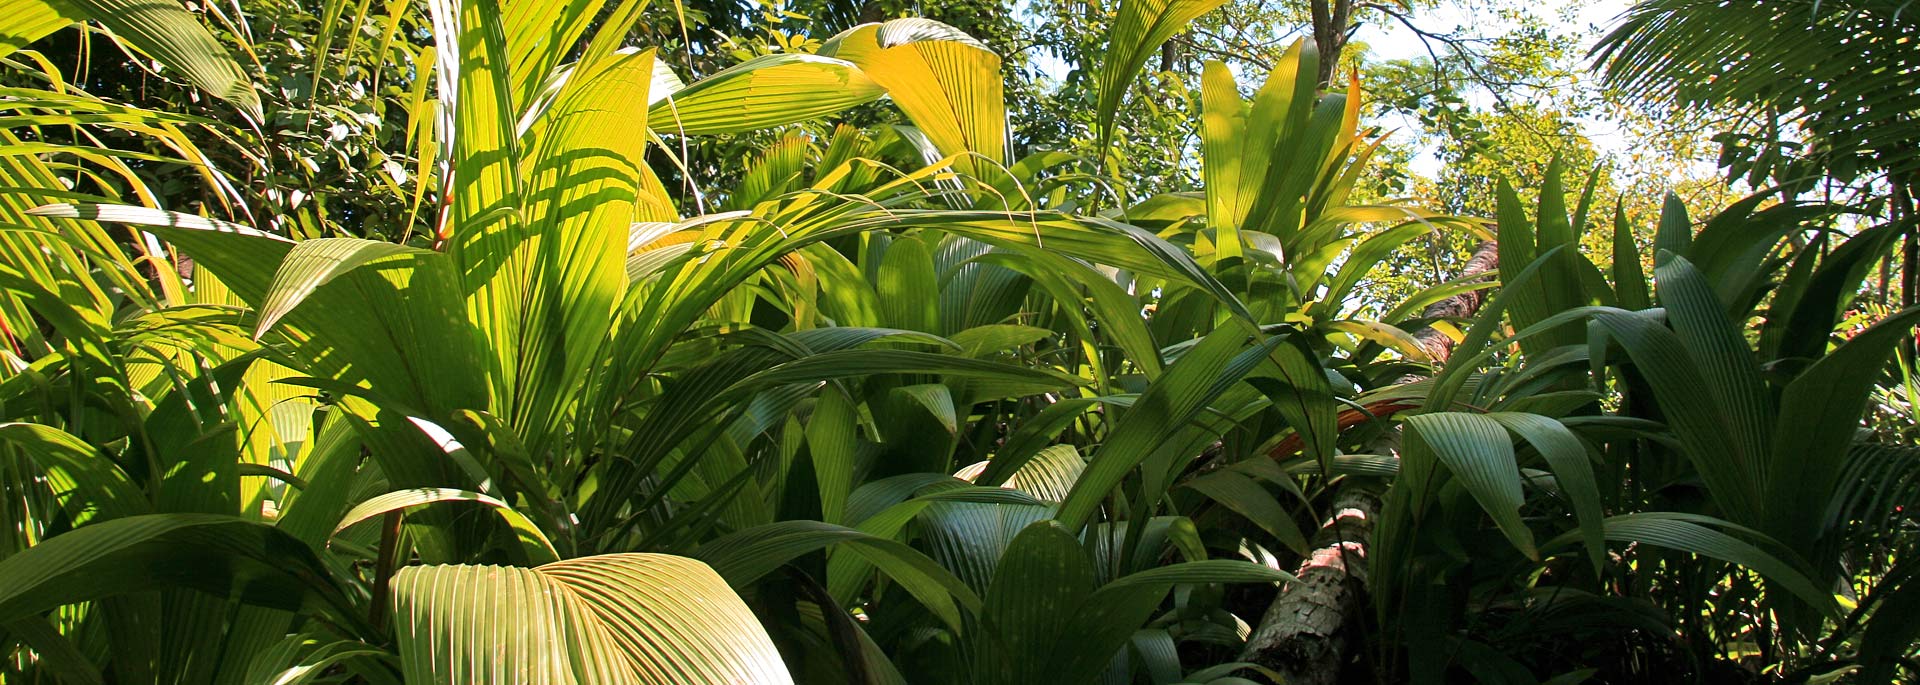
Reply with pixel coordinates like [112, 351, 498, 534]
[368, 511, 403, 636]
[1895, 175, 1918, 362]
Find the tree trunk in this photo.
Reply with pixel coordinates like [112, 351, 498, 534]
[1239, 489, 1379, 685]
[1240, 240, 1499, 682]
[1309, 0, 1355, 87]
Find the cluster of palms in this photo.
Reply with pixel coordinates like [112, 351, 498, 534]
[0, 0, 1914, 683]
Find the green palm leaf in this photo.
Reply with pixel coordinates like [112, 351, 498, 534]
[333, 488, 559, 566]
[974, 520, 1099, 683]
[1596, 0, 1920, 177]
[1545, 513, 1837, 617]
[1055, 324, 1269, 530]
[692, 520, 981, 633]
[1767, 308, 1920, 546]
[0, 422, 147, 525]
[650, 54, 885, 135]
[819, 19, 1006, 176]
[4, 0, 259, 117]
[1486, 412, 1606, 571]
[1094, 0, 1229, 149]
[0, 514, 359, 629]
[253, 238, 433, 339]
[1404, 412, 1537, 560]
[492, 45, 661, 453]
[0, 2, 66, 56]
[391, 553, 792, 684]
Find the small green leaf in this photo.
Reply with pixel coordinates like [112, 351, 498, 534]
[333, 487, 558, 566]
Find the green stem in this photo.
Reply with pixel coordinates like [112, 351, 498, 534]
[368, 511, 403, 636]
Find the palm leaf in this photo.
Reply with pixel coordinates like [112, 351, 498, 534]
[1094, 0, 1229, 149]
[391, 553, 792, 684]
[1403, 412, 1537, 560]
[1054, 324, 1268, 530]
[1767, 308, 1920, 547]
[650, 54, 885, 135]
[0, 1, 69, 56]
[496, 46, 660, 453]
[0, 422, 147, 525]
[253, 238, 433, 338]
[6, 0, 259, 117]
[819, 19, 1006, 177]
[1486, 412, 1606, 571]
[1595, 0, 1920, 178]
[973, 520, 1099, 683]
[0, 514, 359, 629]
[333, 487, 559, 565]
[691, 520, 981, 633]
[1544, 513, 1837, 617]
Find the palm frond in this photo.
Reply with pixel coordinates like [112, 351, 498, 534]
[1595, 0, 1920, 178]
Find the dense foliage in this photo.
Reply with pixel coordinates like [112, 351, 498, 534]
[0, 0, 1914, 683]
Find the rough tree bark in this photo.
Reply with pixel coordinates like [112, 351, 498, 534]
[1239, 240, 1500, 684]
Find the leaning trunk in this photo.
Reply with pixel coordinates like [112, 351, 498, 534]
[1240, 240, 1499, 683]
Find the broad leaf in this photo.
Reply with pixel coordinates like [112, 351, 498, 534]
[692, 520, 980, 633]
[1055, 324, 1267, 530]
[254, 238, 431, 338]
[1486, 412, 1605, 571]
[0, 422, 147, 524]
[1545, 513, 1836, 617]
[333, 487, 559, 565]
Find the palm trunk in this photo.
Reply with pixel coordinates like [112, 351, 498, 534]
[1409, 241, 1499, 362]
[1239, 488, 1379, 685]
[1240, 240, 1499, 682]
